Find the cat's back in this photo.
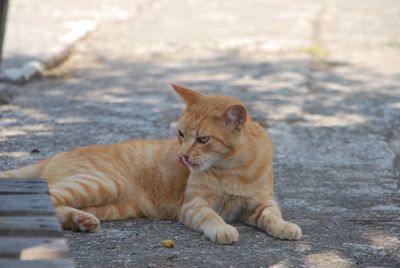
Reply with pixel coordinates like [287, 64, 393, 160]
[42, 138, 185, 182]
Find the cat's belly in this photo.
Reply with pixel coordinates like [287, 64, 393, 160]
[131, 185, 183, 219]
[135, 199, 180, 219]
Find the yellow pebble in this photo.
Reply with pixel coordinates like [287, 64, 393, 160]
[161, 239, 174, 248]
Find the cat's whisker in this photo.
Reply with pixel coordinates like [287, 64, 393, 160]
[199, 160, 215, 181]
[208, 166, 219, 177]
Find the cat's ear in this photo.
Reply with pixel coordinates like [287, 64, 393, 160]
[171, 84, 204, 106]
[223, 104, 247, 130]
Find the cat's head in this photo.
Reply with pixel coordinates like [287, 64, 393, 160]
[172, 84, 248, 172]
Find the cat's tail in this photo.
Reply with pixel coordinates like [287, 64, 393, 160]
[0, 160, 47, 178]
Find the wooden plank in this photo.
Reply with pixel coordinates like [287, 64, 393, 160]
[0, 237, 69, 259]
[0, 259, 75, 268]
[0, 179, 75, 267]
[0, 194, 53, 216]
[0, 178, 49, 195]
[0, 216, 62, 237]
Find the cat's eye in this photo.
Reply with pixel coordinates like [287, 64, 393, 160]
[178, 130, 184, 138]
[197, 136, 210, 144]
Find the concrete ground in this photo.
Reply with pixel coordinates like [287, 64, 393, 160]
[1, 0, 148, 81]
[1, 0, 400, 267]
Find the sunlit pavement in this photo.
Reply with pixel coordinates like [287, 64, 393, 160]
[1, 0, 399, 267]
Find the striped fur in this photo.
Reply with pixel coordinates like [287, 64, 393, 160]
[0, 84, 302, 244]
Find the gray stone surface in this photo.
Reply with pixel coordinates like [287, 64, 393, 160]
[1, 0, 148, 82]
[0, 0, 399, 267]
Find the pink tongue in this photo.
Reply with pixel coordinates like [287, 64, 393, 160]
[177, 156, 187, 166]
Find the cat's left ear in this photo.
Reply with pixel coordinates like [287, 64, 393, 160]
[171, 84, 204, 106]
[223, 104, 247, 130]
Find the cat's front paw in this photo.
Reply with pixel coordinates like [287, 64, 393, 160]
[204, 224, 239, 244]
[267, 221, 302, 240]
[72, 212, 100, 232]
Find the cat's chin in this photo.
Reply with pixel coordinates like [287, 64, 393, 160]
[184, 162, 205, 173]
[187, 165, 205, 173]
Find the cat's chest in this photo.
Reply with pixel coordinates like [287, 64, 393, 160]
[215, 175, 263, 197]
[213, 194, 246, 221]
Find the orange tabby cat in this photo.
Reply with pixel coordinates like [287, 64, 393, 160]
[0, 84, 302, 244]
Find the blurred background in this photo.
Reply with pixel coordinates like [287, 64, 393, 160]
[0, 0, 399, 267]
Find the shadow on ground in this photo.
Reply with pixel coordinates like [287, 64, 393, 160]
[1, 50, 399, 267]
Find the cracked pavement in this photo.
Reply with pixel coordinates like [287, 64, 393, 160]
[0, 0, 399, 267]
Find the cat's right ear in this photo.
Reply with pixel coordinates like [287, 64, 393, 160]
[222, 104, 247, 131]
[171, 84, 204, 106]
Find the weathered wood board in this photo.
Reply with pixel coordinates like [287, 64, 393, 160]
[0, 259, 75, 268]
[0, 237, 69, 259]
[0, 194, 53, 216]
[0, 179, 49, 194]
[0, 216, 62, 237]
[0, 178, 75, 267]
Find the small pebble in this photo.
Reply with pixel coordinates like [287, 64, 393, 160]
[30, 148, 40, 154]
[161, 239, 174, 248]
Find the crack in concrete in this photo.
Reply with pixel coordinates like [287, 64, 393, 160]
[384, 129, 400, 207]
[299, 1, 331, 120]
[305, 2, 330, 94]
[1, 21, 97, 84]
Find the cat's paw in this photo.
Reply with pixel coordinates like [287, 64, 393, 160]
[72, 212, 100, 232]
[267, 220, 302, 240]
[204, 224, 239, 244]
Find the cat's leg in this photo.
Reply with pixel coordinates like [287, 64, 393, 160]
[245, 200, 302, 240]
[81, 201, 143, 221]
[49, 173, 126, 208]
[54, 205, 100, 232]
[178, 196, 239, 244]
